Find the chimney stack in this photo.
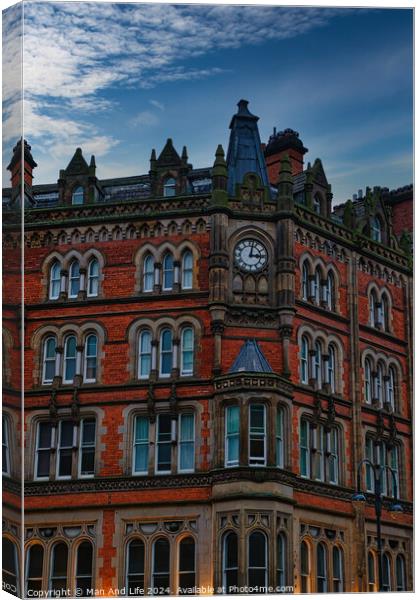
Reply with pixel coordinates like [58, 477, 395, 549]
[264, 128, 307, 186]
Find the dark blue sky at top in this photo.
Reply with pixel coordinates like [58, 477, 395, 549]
[2, 3, 413, 202]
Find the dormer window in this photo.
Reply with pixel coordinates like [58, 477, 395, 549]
[163, 178, 176, 197]
[72, 186, 84, 205]
[371, 216, 382, 242]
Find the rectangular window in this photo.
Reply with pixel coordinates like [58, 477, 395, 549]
[179, 414, 195, 473]
[79, 419, 96, 477]
[133, 416, 149, 475]
[276, 409, 284, 468]
[389, 446, 400, 498]
[35, 422, 54, 479]
[300, 420, 309, 477]
[156, 414, 172, 473]
[2, 416, 10, 475]
[378, 441, 386, 495]
[225, 406, 240, 467]
[249, 404, 266, 466]
[57, 421, 74, 479]
[327, 428, 339, 484]
[365, 438, 375, 492]
[313, 426, 325, 481]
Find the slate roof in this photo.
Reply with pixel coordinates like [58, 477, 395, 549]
[229, 339, 273, 373]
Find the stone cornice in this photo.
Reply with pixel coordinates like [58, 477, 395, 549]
[8, 470, 412, 515]
[214, 372, 294, 397]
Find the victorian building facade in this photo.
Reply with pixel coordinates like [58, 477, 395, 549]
[2, 100, 413, 596]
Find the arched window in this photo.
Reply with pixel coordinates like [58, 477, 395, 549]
[222, 532, 238, 593]
[396, 554, 406, 591]
[248, 531, 267, 589]
[313, 268, 322, 304]
[84, 334, 97, 382]
[328, 428, 339, 485]
[325, 272, 334, 310]
[159, 329, 173, 377]
[152, 538, 170, 591]
[276, 408, 284, 468]
[369, 292, 376, 326]
[75, 541, 93, 596]
[49, 261, 61, 300]
[327, 344, 336, 393]
[382, 553, 391, 592]
[387, 367, 396, 411]
[316, 542, 328, 593]
[162, 253, 174, 291]
[138, 331, 152, 379]
[364, 358, 373, 404]
[3, 538, 18, 596]
[163, 177, 176, 197]
[143, 254, 154, 292]
[26, 544, 44, 595]
[314, 341, 322, 389]
[178, 537, 196, 592]
[225, 406, 240, 467]
[133, 416, 149, 475]
[375, 363, 384, 406]
[68, 260, 80, 298]
[313, 194, 321, 214]
[389, 445, 400, 498]
[178, 414, 195, 473]
[300, 336, 309, 384]
[249, 404, 266, 466]
[181, 327, 194, 376]
[277, 533, 286, 588]
[42, 336, 57, 384]
[2, 416, 11, 475]
[126, 539, 145, 595]
[156, 414, 172, 474]
[181, 251, 193, 290]
[87, 258, 99, 297]
[63, 335, 77, 383]
[364, 437, 376, 492]
[49, 542, 68, 595]
[300, 541, 310, 593]
[367, 551, 376, 592]
[380, 295, 389, 331]
[72, 186, 84, 205]
[332, 546, 344, 592]
[371, 216, 382, 242]
[302, 261, 309, 301]
[300, 419, 309, 478]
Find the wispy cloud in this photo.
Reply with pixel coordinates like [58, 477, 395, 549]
[131, 110, 159, 127]
[3, 3, 346, 167]
[150, 99, 165, 112]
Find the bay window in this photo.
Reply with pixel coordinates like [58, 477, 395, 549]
[225, 406, 240, 467]
[222, 532, 238, 593]
[249, 404, 266, 466]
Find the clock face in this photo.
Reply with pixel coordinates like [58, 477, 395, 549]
[234, 239, 268, 272]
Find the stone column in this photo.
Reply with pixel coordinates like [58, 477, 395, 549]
[60, 269, 68, 300]
[78, 267, 87, 300]
[153, 262, 161, 293]
[171, 338, 180, 378]
[150, 340, 158, 381]
[53, 347, 63, 385]
[173, 260, 181, 293]
[211, 320, 224, 375]
[279, 323, 293, 378]
[75, 345, 84, 386]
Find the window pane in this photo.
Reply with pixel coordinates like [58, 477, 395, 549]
[50, 543, 68, 596]
[179, 414, 194, 472]
[248, 532, 267, 591]
[127, 539, 145, 596]
[134, 417, 149, 474]
[223, 533, 238, 594]
[37, 423, 52, 478]
[26, 545, 44, 595]
[226, 406, 239, 466]
[76, 542, 93, 596]
[3, 538, 18, 596]
[157, 415, 172, 472]
[179, 537, 195, 594]
[153, 538, 170, 593]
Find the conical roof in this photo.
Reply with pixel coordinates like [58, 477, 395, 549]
[229, 339, 273, 373]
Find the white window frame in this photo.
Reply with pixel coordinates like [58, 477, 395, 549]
[143, 254, 154, 292]
[78, 418, 96, 479]
[87, 258, 99, 297]
[300, 337, 309, 384]
[132, 415, 149, 476]
[63, 335, 77, 384]
[163, 177, 176, 198]
[364, 359, 372, 404]
[155, 414, 172, 474]
[159, 329, 173, 378]
[42, 336, 57, 385]
[181, 251, 193, 290]
[300, 419, 310, 478]
[180, 327, 194, 376]
[178, 413, 195, 473]
[138, 330, 152, 380]
[68, 260, 80, 298]
[34, 421, 54, 481]
[162, 253, 174, 291]
[225, 406, 240, 468]
[56, 420, 75, 480]
[49, 261, 61, 300]
[83, 334, 97, 383]
[72, 186, 84, 205]
[276, 408, 284, 468]
[248, 404, 266, 467]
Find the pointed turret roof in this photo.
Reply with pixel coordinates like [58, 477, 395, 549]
[229, 339, 273, 374]
[65, 148, 89, 175]
[226, 100, 270, 195]
[157, 138, 182, 167]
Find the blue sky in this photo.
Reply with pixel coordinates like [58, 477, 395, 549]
[2, 2, 413, 203]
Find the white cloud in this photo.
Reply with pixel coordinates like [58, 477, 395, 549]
[149, 99, 165, 111]
[131, 110, 159, 127]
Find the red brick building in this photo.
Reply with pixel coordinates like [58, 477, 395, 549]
[2, 100, 413, 596]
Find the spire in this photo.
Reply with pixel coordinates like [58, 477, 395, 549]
[181, 145, 188, 162]
[211, 144, 228, 206]
[89, 154, 96, 176]
[226, 99, 270, 196]
[7, 138, 37, 188]
[64, 147, 89, 175]
[157, 138, 181, 167]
